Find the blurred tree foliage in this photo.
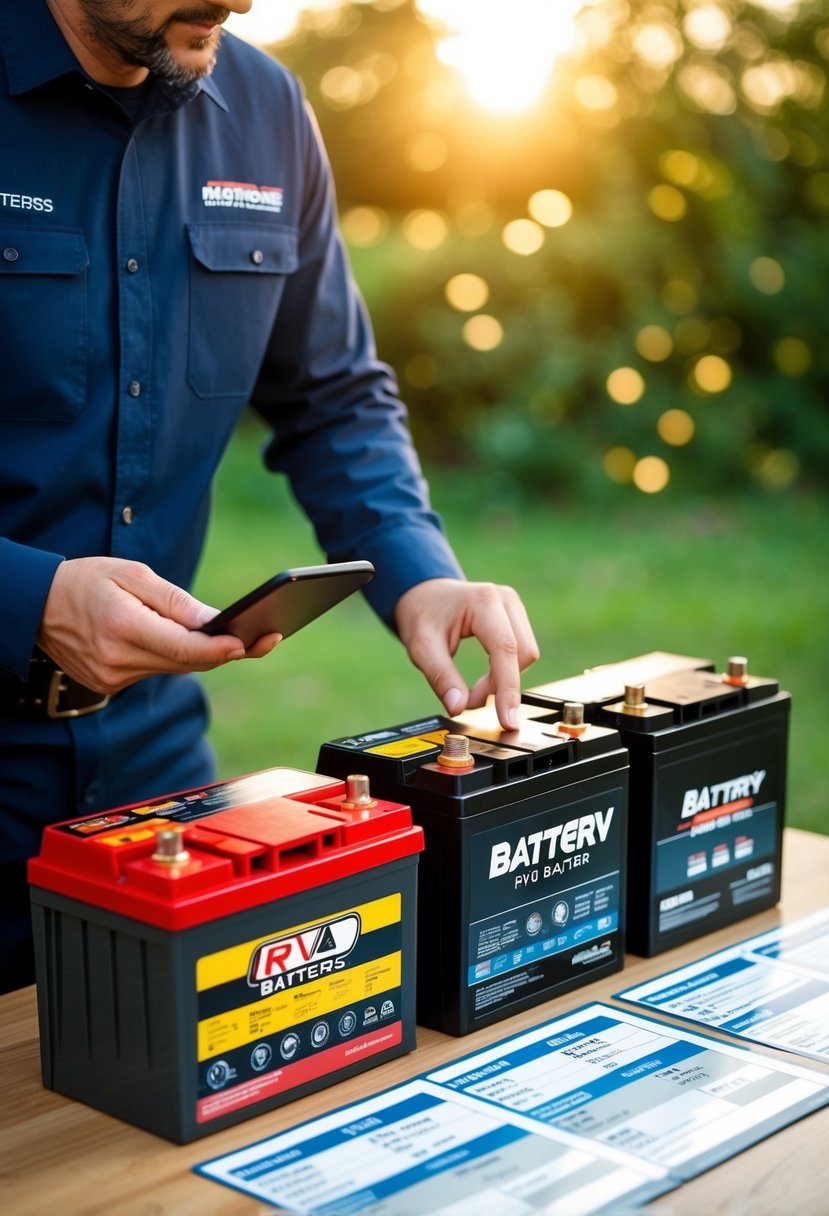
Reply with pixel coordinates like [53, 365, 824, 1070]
[272, 0, 829, 502]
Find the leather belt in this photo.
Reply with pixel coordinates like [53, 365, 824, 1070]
[0, 653, 112, 719]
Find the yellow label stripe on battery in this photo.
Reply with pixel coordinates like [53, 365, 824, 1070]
[417, 730, 449, 746]
[197, 951, 402, 1061]
[196, 893, 401, 992]
[367, 736, 442, 758]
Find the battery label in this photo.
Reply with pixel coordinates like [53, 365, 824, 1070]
[195, 894, 404, 1123]
[56, 769, 338, 837]
[368, 736, 444, 759]
[467, 787, 624, 1021]
[653, 729, 784, 942]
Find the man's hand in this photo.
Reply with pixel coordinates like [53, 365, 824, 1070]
[36, 557, 279, 694]
[394, 578, 540, 731]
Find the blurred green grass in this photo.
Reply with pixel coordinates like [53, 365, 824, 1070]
[193, 417, 828, 835]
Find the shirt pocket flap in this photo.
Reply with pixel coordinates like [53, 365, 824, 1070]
[0, 227, 89, 276]
[186, 221, 299, 274]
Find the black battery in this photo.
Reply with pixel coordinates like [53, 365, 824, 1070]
[523, 653, 791, 956]
[317, 705, 628, 1036]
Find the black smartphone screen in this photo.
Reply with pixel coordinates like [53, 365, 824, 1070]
[201, 560, 375, 648]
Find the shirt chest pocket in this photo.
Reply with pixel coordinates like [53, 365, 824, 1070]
[0, 227, 89, 421]
[186, 221, 299, 399]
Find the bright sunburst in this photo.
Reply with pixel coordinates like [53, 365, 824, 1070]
[416, 0, 586, 112]
[229, 0, 587, 114]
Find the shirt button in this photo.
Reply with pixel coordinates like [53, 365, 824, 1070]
[128, 380, 142, 397]
[3, 247, 19, 263]
[121, 506, 134, 525]
[250, 249, 264, 265]
[126, 257, 139, 273]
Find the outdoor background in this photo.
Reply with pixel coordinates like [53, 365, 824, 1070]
[195, 0, 828, 835]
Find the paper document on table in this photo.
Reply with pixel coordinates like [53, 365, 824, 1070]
[427, 1002, 829, 1182]
[196, 1076, 669, 1215]
[617, 908, 829, 1064]
[196, 999, 829, 1211]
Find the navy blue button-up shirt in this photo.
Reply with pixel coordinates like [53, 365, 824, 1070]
[0, 3, 462, 823]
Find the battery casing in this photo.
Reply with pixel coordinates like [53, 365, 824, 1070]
[28, 768, 423, 1143]
[524, 654, 791, 956]
[318, 708, 628, 1036]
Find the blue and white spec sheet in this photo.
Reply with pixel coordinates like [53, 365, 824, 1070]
[196, 999, 829, 1212]
[617, 908, 829, 1064]
[426, 1002, 829, 1180]
[195, 1077, 668, 1215]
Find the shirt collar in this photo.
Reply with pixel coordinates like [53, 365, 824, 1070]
[0, 0, 228, 112]
[0, 0, 78, 95]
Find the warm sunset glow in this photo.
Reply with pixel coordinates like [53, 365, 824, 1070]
[225, 2, 305, 45]
[416, 0, 585, 112]
[228, 2, 589, 113]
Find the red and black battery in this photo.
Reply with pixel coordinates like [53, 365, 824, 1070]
[28, 767, 423, 1143]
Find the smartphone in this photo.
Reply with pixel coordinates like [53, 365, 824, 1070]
[201, 560, 375, 648]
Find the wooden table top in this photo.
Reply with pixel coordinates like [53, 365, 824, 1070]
[2, 827, 827, 1216]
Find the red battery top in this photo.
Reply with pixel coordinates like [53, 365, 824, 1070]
[28, 767, 423, 931]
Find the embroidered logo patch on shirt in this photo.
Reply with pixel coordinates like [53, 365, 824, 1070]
[201, 180, 284, 213]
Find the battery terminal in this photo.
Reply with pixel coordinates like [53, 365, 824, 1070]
[723, 655, 749, 687]
[622, 683, 649, 715]
[437, 733, 475, 769]
[151, 827, 191, 867]
[341, 774, 377, 812]
[557, 702, 588, 738]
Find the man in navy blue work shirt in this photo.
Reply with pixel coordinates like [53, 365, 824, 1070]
[0, 0, 539, 992]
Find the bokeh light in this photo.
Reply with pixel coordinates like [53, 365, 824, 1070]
[683, 5, 732, 52]
[632, 22, 683, 70]
[657, 408, 695, 446]
[502, 219, 545, 255]
[603, 446, 637, 483]
[445, 273, 490, 311]
[402, 209, 449, 250]
[528, 189, 573, 228]
[607, 367, 645, 405]
[648, 184, 687, 221]
[636, 325, 674, 362]
[691, 354, 732, 393]
[677, 63, 737, 114]
[462, 314, 504, 351]
[749, 256, 786, 294]
[659, 149, 700, 188]
[753, 448, 800, 490]
[773, 337, 812, 376]
[340, 205, 389, 247]
[662, 280, 699, 314]
[633, 455, 670, 493]
[574, 74, 618, 112]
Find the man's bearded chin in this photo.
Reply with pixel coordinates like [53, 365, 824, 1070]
[146, 23, 224, 86]
[80, 4, 230, 86]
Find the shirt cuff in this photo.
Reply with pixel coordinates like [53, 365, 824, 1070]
[0, 539, 64, 679]
[353, 522, 465, 629]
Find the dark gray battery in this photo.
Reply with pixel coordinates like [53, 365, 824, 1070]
[318, 706, 628, 1036]
[523, 653, 791, 956]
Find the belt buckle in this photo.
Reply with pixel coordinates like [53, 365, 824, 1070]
[46, 669, 112, 719]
